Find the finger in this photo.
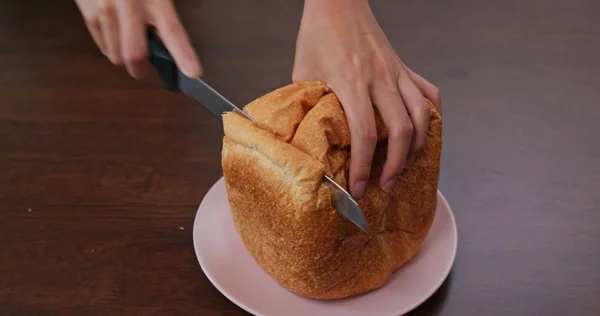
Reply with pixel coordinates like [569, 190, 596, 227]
[371, 85, 413, 192]
[84, 17, 107, 55]
[332, 83, 377, 199]
[115, 0, 148, 78]
[407, 68, 442, 115]
[75, 0, 106, 55]
[398, 71, 431, 167]
[149, 1, 203, 77]
[98, 0, 122, 65]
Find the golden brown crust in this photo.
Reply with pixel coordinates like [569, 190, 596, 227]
[243, 81, 331, 142]
[221, 81, 442, 299]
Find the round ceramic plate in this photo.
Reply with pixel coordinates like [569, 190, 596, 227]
[193, 177, 457, 316]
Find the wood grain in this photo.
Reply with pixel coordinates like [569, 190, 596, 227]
[1, 0, 599, 315]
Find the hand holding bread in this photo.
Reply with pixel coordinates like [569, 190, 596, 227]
[222, 81, 442, 299]
[293, 0, 441, 198]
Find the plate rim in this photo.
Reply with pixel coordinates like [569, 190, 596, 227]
[193, 177, 458, 316]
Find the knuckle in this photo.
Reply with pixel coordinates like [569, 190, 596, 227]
[374, 59, 395, 83]
[380, 79, 398, 94]
[84, 15, 100, 27]
[410, 139, 426, 157]
[418, 99, 433, 113]
[392, 122, 413, 139]
[355, 159, 372, 172]
[430, 86, 442, 105]
[373, 55, 388, 71]
[413, 140, 426, 154]
[162, 20, 184, 37]
[378, 74, 397, 92]
[340, 60, 367, 86]
[124, 51, 146, 64]
[355, 124, 378, 142]
[123, 56, 140, 66]
[98, 0, 115, 16]
[402, 122, 414, 135]
[341, 70, 361, 85]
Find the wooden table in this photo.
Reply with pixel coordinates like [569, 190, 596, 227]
[1, 0, 599, 315]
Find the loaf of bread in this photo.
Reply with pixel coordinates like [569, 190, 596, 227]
[221, 81, 442, 299]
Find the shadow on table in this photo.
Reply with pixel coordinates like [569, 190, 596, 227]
[405, 270, 454, 316]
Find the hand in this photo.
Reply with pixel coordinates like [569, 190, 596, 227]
[75, 0, 202, 78]
[293, 0, 441, 198]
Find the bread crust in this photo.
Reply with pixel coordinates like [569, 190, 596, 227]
[221, 81, 442, 299]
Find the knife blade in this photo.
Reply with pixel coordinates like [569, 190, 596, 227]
[147, 28, 369, 233]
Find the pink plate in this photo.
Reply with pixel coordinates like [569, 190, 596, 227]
[193, 177, 457, 316]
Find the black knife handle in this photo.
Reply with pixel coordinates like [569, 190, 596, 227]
[147, 28, 180, 91]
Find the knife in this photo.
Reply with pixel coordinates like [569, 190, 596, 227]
[147, 28, 369, 233]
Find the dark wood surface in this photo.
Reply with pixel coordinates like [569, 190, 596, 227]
[1, 0, 599, 315]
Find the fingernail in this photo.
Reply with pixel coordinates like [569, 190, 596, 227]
[128, 62, 148, 79]
[352, 181, 367, 199]
[126, 64, 138, 79]
[108, 52, 122, 66]
[181, 59, 202, 78]
[382, 178, 397, 192]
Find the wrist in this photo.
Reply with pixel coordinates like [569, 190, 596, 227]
[304, 0, 369, 8]
[303, 0, 370, 17]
